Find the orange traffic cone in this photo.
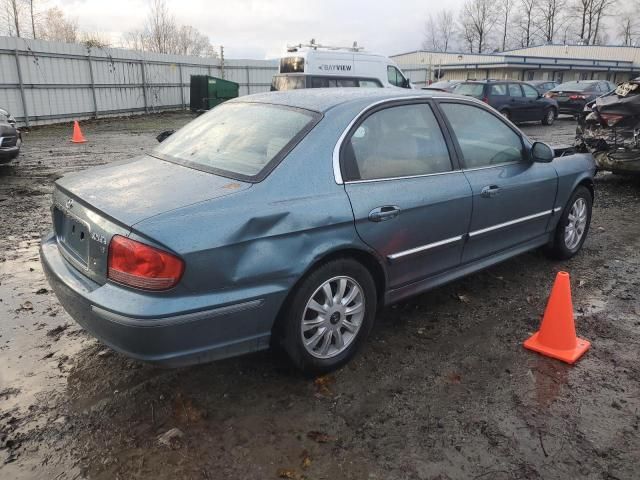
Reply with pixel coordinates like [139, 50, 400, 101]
[71, 121, 87, 143]
[524, 271, 590, 364]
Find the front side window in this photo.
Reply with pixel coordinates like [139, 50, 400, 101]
[440, 103, 524, 169]
[522, 84, 539, 98]
[342, 104, 452, 181]
[387, 66, 407, 87]
[508, 84, 523, 97]
[154, 102, 319, 181]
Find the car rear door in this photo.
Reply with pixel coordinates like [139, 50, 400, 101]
[522, 83, 545, 121]
[437, 100, 558, 263]
[340, 100, 472, 289]
[507, 83, 527, 121]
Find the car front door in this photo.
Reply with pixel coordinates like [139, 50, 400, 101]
[340, 101, 472, 289]
[437, 100, 558, 263]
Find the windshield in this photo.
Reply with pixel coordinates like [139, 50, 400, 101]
[454, 83, 485, 98]
[271, 75, 306, 91]
[153, 102, 320, 181]
[552, 82, 594, 92]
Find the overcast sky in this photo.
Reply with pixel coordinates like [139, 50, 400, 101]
[51, 0, 458, 59]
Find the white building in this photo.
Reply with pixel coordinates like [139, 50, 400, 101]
[391, 45, 640, 87]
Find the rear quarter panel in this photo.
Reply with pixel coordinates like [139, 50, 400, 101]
[132, 101, 384, 331]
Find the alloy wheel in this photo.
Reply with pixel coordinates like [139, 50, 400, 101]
[564, 197, 588, 250]
[300, 276, 365, 359]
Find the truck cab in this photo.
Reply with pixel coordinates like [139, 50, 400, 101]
[271, 41, 412, 91]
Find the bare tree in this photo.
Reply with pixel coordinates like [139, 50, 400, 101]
[143, 0, 177, 54]
[538, 0, 567, 42]
[498, 0, 515, 51]
[422, 9, 456, 52]
[618, 14, 638, 46]
[575, 0, 617, 44]
[460, 0, 497, 53]
[123, 0, 217, 57]
[515, 0, 537, 47]
[39, 7, 78, 43]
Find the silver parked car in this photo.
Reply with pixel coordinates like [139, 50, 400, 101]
[41, 89, 596, 374]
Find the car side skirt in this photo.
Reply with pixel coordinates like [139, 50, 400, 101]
[385, 233, 551, 305]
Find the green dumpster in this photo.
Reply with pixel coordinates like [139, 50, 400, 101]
[189, 75, 239, 112]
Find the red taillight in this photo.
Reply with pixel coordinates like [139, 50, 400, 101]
[569, 94, 586, 100]
[482, 96, 489, 103]
[107, 235, 184, 290]
[600, 113, 625, 127]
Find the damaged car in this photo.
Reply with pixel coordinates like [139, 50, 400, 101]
[576, 78, 640, 174]
[41, 89, 596, 374]
[0, 107, 21, 162]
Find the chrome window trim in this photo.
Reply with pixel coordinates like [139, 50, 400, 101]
[462, 161, 522, 172]
[387, 235, 464, 261]
[553, 206, 562, 213]
[332, 95, 439, 185]
[344, 169, 462, 185]
[469, 210, 552, 237]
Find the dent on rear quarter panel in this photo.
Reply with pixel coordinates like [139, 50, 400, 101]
[132, 103, 372, 330]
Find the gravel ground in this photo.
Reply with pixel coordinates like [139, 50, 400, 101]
[0, 113, 639, 480]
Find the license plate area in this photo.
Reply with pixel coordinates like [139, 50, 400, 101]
[54, 207, 90, 268]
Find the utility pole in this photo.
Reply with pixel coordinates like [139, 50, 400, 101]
[219, 45, 225, 79]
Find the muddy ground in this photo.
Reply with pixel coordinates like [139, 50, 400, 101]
[1, 113, 639, 480]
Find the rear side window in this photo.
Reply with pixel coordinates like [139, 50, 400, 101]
[440, 103, 524, 169]
[271, 75, 306, 91]
[489, 84, 507, 96]
[508, 84, 523, 97]
[359, 79, 383, 88]
[154, 102, 319, 181]
[454, 83, 485, 98]
[342, 104, 452, 181]
[310, 77, 360, 88]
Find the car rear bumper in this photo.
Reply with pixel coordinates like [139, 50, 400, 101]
[556, 102, 586, 115]
[40, 232, 286, 367]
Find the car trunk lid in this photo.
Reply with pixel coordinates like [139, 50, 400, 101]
[52, 155, 251, 283]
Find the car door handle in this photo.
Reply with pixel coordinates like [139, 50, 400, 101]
[481, 185, 500, 198]
[368, 206, 400, 222]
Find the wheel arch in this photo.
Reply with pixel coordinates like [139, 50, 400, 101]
[271, 246, 387, 337]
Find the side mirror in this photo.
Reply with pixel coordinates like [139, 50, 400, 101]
[156, 129, 175, 143]
[402, 78, 411, 89]
[531, 141, 554, 162]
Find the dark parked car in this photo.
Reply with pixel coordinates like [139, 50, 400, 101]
[527, 80, 559, 95]
[453, 80, 559, 125]
[422, 80, 463, 92]
[545, 80, 616, 117]
[41, 89, 595, 374]
[0, 108, 21, 162]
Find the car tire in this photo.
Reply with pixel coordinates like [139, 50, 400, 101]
[546, 186, 592, 260]
[542, 108, 556, 126]
[500, 109, 511, 121]
[279, 258, 377, 375]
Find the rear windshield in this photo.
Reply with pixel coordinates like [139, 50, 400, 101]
[271, 75, 306, 91]
[552, 82, 594, 92]
[454, 83, 485, 98]
[153, 102, 320, 182]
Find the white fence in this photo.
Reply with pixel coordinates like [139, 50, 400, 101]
[0, 36, 278, 127]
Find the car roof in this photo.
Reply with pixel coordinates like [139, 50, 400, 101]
[230, 88, 441, 113]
